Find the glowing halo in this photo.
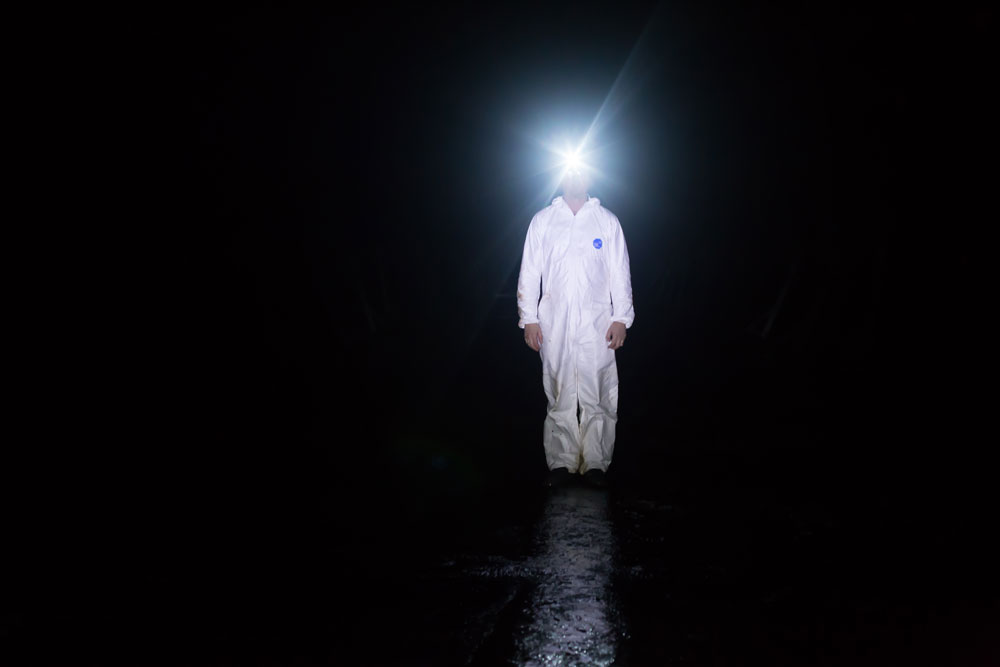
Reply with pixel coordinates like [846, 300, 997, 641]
[552, 141, 595, 185]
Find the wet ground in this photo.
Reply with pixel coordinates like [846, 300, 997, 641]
[8, 443, 997, 665]
[334, 451, 998, 667]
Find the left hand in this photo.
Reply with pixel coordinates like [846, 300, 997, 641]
[606, 321, 626, 350]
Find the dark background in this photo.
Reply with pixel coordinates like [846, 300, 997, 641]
[10, 2, 994, 664]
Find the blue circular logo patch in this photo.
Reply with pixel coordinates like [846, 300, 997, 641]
[593, 238, 603, 249]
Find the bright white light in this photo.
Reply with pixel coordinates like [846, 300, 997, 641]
[514, 130, 611, 199]
[565, 149, 583, 172]
[556, 143, 590, 180]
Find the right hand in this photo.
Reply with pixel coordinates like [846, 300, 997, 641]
[524, 323, 543, 351]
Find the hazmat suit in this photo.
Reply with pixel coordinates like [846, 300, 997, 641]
[517, 195, 634, 474]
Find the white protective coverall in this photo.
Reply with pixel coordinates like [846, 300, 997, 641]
[517, 195, 634, 474]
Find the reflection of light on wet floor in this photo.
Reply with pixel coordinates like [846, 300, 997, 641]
[514, 487, 623, 666]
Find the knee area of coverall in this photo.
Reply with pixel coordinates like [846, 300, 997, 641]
[577, 366, 619, 411]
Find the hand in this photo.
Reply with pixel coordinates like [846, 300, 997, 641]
[524, 323, 543, 351]
[606, 321, 626, 350]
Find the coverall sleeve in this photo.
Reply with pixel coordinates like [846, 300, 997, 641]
[608, 214, 635, 328]
[516, 216, 543, 329]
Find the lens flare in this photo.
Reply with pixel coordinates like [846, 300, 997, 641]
[564, 148, 583, 172]
[556, 143, 591, 182]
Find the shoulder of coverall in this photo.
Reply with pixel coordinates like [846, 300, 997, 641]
[593, 202, 622, 231]
[532, 200, 561, 223]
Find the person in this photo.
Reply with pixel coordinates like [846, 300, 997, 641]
[517, 164, 634, 489]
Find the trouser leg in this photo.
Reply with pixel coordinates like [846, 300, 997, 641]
[578, 340, 619, 474]
[540, 337, 582, 473]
